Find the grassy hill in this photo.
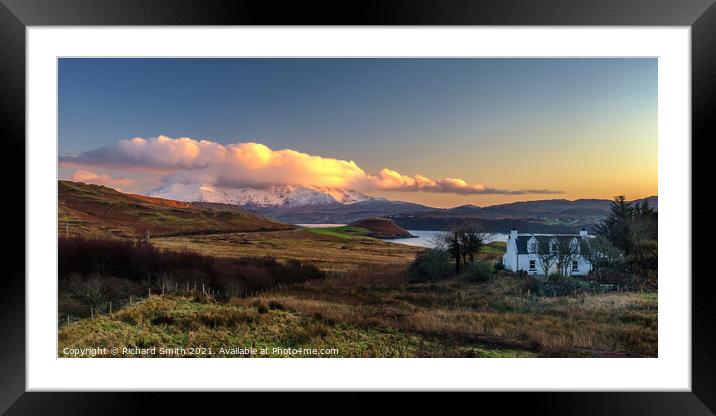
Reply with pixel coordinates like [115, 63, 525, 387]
[347, 217, 414, 238]
[58, 180, 293, 238]
[151, 229, 422, 273]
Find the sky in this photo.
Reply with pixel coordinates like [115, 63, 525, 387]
[58, 58, 657, 208]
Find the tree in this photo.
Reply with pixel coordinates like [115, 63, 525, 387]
[627, 239, 658, 279]
[554, 237, 580, 276]
[630, 199, 658, 244]
[531, 237, 557, 276]
[594, 195, 634, 254]
[434, 229, 464, 274]
[459, 226, 485, 264]
[595, 195, 657, 278]
[579, 236, 623, 282]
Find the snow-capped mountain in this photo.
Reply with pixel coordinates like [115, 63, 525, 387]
[147, 183, 380, 208]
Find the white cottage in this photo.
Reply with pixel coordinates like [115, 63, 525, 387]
[502, 228, 592, 276]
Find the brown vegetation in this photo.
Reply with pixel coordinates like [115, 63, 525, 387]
[347, 217, 414, 238]
[58, 180, 291, 238]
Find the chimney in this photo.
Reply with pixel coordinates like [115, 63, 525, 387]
[579, 227, 588, 237]
[510, 228, 518, 240]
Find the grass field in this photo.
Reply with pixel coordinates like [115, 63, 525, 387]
[151, 230, 422, 272]
[304, 225, 373, 239]
[58, 272, 657, 358]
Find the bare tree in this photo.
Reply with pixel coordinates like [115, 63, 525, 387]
[531, 237, 557, 276]
[554, 237, 581, 276]
[432, 224, 486, 275]
[459, 226, 486, 264]
[433, 229, 464, 274]
[70, 274, 106, 313]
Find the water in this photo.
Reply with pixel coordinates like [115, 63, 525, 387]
[296, 224, 508, 248]
[386, 231, 508, 248]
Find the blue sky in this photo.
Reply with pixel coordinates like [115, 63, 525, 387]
[59, 58, 657, 207]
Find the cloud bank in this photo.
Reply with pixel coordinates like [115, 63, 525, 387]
[71, 169, 135, 191]
[60, 135, 563, 195]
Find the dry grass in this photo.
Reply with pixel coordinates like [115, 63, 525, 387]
[151, 231, 422, 272]
[230, 272, 657, 357]
[58, 228, 656, 358]
[59, 295, 454, 358]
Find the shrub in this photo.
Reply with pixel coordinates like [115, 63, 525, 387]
[626, 239, 658, 279]
[522, 276, 538, 294]
[547, 273, 565, 283]
[343, 264, 408, 287]
[463, 261, 492, 282]
[534, 277, 618, 297]
[58, 236, 326, 296]
[268, 300, 285, 310]
[408, 249, 453, 280]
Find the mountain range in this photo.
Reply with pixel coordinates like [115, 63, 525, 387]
[146, 182, 657, 232]
[149, 183, 379, 208]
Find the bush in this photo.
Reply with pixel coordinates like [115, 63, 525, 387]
[408, 249, 453, 280]
[547, 273, 565, 283]
[522, 276, 538, 294]
[463, 261, 492, 282]
[58, 236, 326, 299]
[534, 277, 618, 297]
[626, 239, 658, 279]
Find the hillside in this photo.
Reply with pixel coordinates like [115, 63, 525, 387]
[247, 194, 657, 228]
[251, 199, 435, 224]
[347, 218, 414, 239]
[386, 196, 658, 233]
[58, 181, 293, 238]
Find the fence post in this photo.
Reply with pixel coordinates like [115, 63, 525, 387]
[162, 282, 165, 295]
[148, 287, 151, 297]
[130, 295, 133, 306]
[90, 308, 94, 320]
[67, 314, 70, 326]
[109, 301, 112, 314]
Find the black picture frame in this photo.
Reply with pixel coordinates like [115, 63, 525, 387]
[1, 0, 713, 414]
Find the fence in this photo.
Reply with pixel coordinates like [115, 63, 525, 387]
[58, 279, 294, 328]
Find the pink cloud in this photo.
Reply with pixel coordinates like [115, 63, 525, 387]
[71, 169, 135, 192]
[61, 135, 562, 195]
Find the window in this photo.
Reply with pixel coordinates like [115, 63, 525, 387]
[529, 260, 536, 270]
[572, 260, 579, 271]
